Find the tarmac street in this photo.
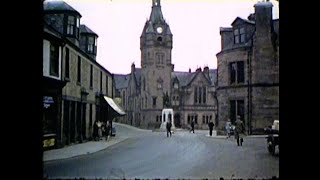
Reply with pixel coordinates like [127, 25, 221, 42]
[43, 123, 279, 179]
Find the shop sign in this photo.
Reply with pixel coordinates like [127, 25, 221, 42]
[43, 96, 54, 104]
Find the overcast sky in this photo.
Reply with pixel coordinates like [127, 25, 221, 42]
[60, 0, 279, 74]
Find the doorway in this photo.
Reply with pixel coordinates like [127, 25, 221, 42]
[174, 113, 181, 128]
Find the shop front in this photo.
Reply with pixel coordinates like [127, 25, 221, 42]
[42, 76, 66, 150]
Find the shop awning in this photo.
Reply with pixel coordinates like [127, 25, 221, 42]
[103, 96, 126, 116]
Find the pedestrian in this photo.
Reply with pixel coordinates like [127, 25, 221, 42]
[190, 119, 195, 133]
[234, 116, 246, 146]
[92, 120, 99, 141]
[225, 119, 232, 138]
[166, 120, 172, 137]
[208, 120, 214, 136]
[97, 121, 102, 140]
[105, 121, 111, 141]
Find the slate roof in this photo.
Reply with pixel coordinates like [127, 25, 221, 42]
[115, 68, 216, 90]
[255, 1, 273, 7]
[113, 74, 130, 89]
[165, 25, 172, 35]
[80, 25, 98, 37]
[44, 0, 82, 17]
[173, 69, 217, 87]
[231, 17, 255, 26]
[220, 27, 233, 32]
[150, 4, 165, 23]
[172, 71, 197, 87]
[146, 21, 155, 33]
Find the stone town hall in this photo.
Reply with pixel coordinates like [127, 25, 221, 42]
[114, 0, 218, 130]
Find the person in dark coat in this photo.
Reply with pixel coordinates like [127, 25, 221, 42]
[208, 120, 215, 136]
[190, 119, 195, 133]
[93, 121, 99, 141]
[166, 120, 172, 137]
[105, 121, 111, 141]
[234, 116, 246, 146]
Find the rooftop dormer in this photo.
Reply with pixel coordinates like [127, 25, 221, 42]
[80, 24, 98, 60]
[44, 0, 82, 46]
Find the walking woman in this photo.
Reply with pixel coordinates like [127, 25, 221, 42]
[225, 119, 232, 138]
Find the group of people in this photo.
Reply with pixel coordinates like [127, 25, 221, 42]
[163, 115, 247, 146]
[93, 120, 111, 141]
[188, 119, 215, 136]
[183, 115, 247, 146]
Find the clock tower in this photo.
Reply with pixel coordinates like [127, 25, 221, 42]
[140, 0, 173, 126]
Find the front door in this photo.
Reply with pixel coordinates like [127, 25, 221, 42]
[174, 113, 181, 128]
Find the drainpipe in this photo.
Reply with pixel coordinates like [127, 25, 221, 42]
[247, 38, 253, 135]
[247, 50, 252, 135]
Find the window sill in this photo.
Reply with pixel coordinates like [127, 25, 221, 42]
[49, 73, 59, 77]
[77, 82, 81, 86]
[229, 83, 245, 86]
[89, 86, 93, 90]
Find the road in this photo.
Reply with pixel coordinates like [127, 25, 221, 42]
[43, 124, 279, 179]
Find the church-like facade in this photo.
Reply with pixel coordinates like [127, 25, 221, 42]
[114, 0, 218, 130]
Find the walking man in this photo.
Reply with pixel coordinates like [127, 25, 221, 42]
[234, 116, 246, 146]
[166, 120, 172, 137]
[190, 119, 195, 133]
[208, 120, 214, 136]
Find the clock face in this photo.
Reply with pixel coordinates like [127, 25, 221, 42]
[156, 27, 163, 34]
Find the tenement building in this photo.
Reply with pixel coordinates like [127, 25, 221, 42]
[114, 0, 218, 130]
[216, 1, 279, 134]
[43, 0, 124, 149]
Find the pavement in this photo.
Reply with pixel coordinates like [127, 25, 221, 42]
[43, 122, 151, 162]
[43, 122, 267, 162]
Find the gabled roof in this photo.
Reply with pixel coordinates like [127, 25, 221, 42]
[80, 24, 98, 37]
[172, 71, 197, 87]
[44, 0, 82, 17]
[172, 69, 217, 87]
[114, 74, 130, 89]
[231, 17, 255, 26]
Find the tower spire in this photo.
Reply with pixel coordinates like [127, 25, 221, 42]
[152, 0, 161, 7]
[150, 0, 164, 23]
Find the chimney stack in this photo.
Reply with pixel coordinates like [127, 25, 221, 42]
[203, 66, 209, 79]
[131, 63, 135, 73]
